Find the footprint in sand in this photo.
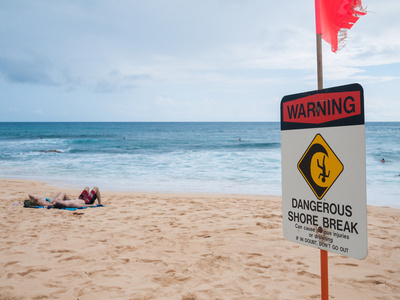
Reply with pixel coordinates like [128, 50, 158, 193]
[17, 267, 50, 277]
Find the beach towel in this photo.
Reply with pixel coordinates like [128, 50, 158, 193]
[23, 200, 104, 211]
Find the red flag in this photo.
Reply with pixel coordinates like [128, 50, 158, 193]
[315, 0, 366, 52]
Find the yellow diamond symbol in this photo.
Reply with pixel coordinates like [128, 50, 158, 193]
[297, 134, 344, 199]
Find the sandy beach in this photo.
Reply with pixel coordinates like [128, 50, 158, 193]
[0, 179, 399, 300]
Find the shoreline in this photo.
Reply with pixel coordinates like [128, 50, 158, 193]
[0, 178, 280, 201]
[1, 177, 397, 209]
[1, 179, 399, 299]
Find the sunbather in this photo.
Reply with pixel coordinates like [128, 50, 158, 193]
[28, 191, 70, 206]
[53, 186, 102, 208]
[28, 186, 102, 208]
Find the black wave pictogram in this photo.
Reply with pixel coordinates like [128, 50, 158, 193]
[298, 143, 328, 198]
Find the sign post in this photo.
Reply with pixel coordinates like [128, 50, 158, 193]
[285, 1, 368, 298]
[281, 83, 368, 297]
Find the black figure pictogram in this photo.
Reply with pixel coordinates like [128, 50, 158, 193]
[317, 155, 330, 183]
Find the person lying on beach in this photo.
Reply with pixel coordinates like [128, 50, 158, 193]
[28, 191, 70, 206]
[28, 186, 102, 208]
[53, 186, 102, 208]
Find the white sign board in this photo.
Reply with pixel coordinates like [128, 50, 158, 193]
[281, 83, 367, 259]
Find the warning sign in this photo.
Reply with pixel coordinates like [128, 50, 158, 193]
[298, 134, 343, 200]
[280, 83, 367, 260]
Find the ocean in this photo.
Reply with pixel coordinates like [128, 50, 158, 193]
[0, 122, 398, 207]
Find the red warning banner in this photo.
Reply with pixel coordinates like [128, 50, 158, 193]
[282, 91, 361, 124]
[281, 84, 364, 130]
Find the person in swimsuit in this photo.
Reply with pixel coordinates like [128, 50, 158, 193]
[78, 186, 101, 205]
[53, 186, 102, 208]
[28, 191, 71, 206]
[28, 186, 102, 208]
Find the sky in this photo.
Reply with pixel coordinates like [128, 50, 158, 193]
[0, 0, 399, 122]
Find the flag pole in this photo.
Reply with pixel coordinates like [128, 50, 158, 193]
[315, 0, 328, 298]
[316, 33, 323, 90]
[317, 33, 329, 300]
[315, 0, 323, 90]
[317, 34, 329, 300]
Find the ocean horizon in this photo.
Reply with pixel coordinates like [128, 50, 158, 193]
[0, 122, 399, 208]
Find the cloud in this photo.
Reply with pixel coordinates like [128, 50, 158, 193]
[0, 0, 399, 121]
[34, 109, 45, 115]
[92, 70, 155, 93]
[0, 53, 58, 86]
[124, 73, 153, 81]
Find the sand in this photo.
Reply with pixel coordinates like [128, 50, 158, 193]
[0, 179, 399, 300]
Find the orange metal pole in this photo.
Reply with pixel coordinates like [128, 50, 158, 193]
[316, 1, 329, 298]
[320, 249, 329, 300]
[316, 0, 328, 293]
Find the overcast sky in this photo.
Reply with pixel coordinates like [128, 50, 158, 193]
[1, 0, 399, 122]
